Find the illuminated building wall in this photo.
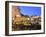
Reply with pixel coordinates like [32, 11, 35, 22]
[12, 6, 21, 18]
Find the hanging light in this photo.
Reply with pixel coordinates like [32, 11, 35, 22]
[16, 15, 21, 17]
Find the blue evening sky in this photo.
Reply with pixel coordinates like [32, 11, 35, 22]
[19, 6, 41, 16]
